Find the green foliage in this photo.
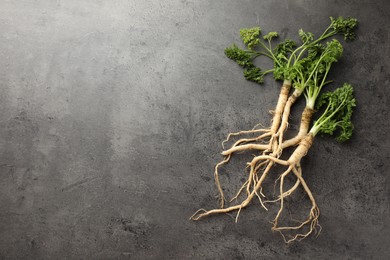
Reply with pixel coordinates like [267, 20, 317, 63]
[330, 16, 358, 40]
[224, 44, 266, 85]
[322, 39, 343, 63]
[273, 40, 296, 80]
[307, 43, 325, 60]
[303, 39, 343, 106]
[224, 16, 357, 88]
[224, 44, 254, 68]
[283, 65, 299, 81]
[240, 27, 261, 49]
[299, 29, 314, 43]
[244, 67, 264, 84]
[314, 83, 356, 142]
[272, 66, 285, 81]
[263, 32, 278, 41]
[274, 39, 296, 60]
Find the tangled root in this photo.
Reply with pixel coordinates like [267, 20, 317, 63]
[191, 153, 321, 243]
[222, 127, 271, 149]
[191, 156, 275, 221]
[194, 116, 319, 243]
[214, 127, 273, 208]
[191, 80, 326, 242]
[270, 164, 321, 243]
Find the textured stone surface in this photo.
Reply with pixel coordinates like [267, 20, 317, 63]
[0, 0, 389, 259]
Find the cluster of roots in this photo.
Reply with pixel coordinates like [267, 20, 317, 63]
[191, 82, 321, 243]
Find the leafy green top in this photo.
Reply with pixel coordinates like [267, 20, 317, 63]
[224, 44, 255, 68]
[303, 39, 344, 108]
[329, 16, 358, 40]
[243, 67, 264, 84]
[224, 44, 267, 83]
[310, 83, 356, 142]
[263, 32, 278, 41]
[225, 16, 357, 88]
[239, 27, 261, 50]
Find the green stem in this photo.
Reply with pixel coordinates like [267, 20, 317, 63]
[287, 28, 336, 69]
[311, 98, 346, 134]
[318, 64, 331, 90]
[263, 69, 274, 75]
[287, 44, 306, 68]
[256, 52, 274, 60]
[258, 40, 281, 66]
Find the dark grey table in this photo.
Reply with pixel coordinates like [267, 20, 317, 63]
[1, 0, 389, 259]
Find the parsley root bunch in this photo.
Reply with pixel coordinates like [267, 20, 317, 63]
[191, 17, 358, 243]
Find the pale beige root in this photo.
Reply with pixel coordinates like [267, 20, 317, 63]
[191, 155, 287, 222]
[272, 102, 314, 159]
[223, 145, 291, 216]
[222, 122, 268, 145]
[269, 136, 320, 244]
[190, 190, 252, 221]
[229, 160, 269, 209]
[250, 154, 290, 167]
[213, 152, 288, 210]
[192, 81, 327, 240]
[229, 179, 249, 203]
[270, 80, 292, 134]
[214, 156, 231, 208]
[271, 166, 294, 229]
[228, 161, 265, 203]
[265, 80, 292, 156]
[248, 159, 275, 212]
[220, 81, 293, 158]
[296, 108, 315, 138]
[272, 165, 321, 244]
[190, 155, 285, 221]
[221, 143, 269, 156]
[264, 162, 302, 204]
[222, 131, 272, 155]
[287, 133, 314, 164]
[229, 170, 253, 203]
[252, 160, 269, 187]
[212, 81, 292, 207]
[193, 145, 287, 222]
[191, 133, 321, 243]
[244, 105, 314, 165]
[214, 131, 272, 208]
[275, 89, 301, 154]
[222, 128, 271, 149]
[264, 176, 300, 204]
[281, 107, 315, 149]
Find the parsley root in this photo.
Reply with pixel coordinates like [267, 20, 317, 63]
[191, 17, 358, 243]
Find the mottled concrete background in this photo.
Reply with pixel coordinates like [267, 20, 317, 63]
[0, 0, 389, 259]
